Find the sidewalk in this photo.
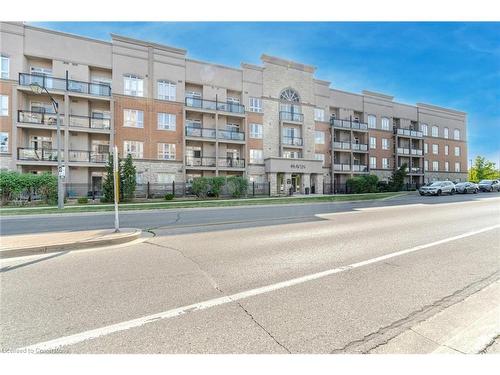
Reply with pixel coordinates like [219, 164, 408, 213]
[0, 228, 142, 258]
[370, 280, 500, 354]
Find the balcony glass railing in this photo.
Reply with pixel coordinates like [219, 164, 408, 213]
[397, 147, 411, 155]
[352, 143, 369, 152]
[19, 73, 111, 97]
[69, 115, 111, 130]
[17, 148, 108, 163]
[282, 136, 303, 146]
[18, 110, 61, 126]
[330, 118, 368, 131]
[185, 97, 245, 114]
[185, 126, 216, 139]
[333, 141, 351, 150]
[217, 158, 245, 168]
[333, 163, 351, 172]
[410, 149, 423, 156]
[396, 128, 423, 138]
[218, 130, 245, 141]
[352, 164, 369, 172]
[68, 150, 109, 163]
[185, 156, 217, 167]
[279, 111, 304, 123]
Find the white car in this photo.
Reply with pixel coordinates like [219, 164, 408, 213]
[419, 181, 456, 196]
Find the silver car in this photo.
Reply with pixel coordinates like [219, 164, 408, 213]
[455, 182, 479, 194]
[478, 179, 500, 192]
[419, 181, 456, 196]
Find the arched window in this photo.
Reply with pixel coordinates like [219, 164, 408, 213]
[280, 88, 300, 103]
[279, 88, 301, 118]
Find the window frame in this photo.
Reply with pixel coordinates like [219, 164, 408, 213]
[123, 140, 144, 159]
[314, 108, 325, 122]
[381, 117, 390, 131]
[0, 131, 8, 153]
[123, 109, 144, 128]
[123, 74, 144, 97]
[431, 126, 439, 137]
[432, 144, 439, 155]
[381, 138, 389, 150]
[1, 55, 9, 80]
[157, 80, 176, 101]
[454, 129, 460, 140]
[421, 124, 428, 136]
[367, 115, 377, 129]
[157, 112, 176, 131]
[314, 130, 325, 145]
[0, 95, 8, 116]
[157, 143, 176, 161]
[249, 123, 263, 139]
[249, 149, 264, 164]
[249, 97, 262, 113]
[370, 156, 377, 169]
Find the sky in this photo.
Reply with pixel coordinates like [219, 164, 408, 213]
[33, 22, 500, 167]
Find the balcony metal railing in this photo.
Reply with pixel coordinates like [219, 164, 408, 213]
[18, 110, 61, 126]
[19, 73, 111, 97]
[397, 147, 411, 155]
[352, 143, 369, 152]
[410, 149, 423, 156]
[217, 158, 245, 168]
[396, 128, 423, 138]
[69, 115, 111, 130]
[409, 167, 423, 174]
[333, 141, 351, 150]
[185, 126, 216, 139]
[282, 136, 303, 146]
[333, 163, 351, 172]
[283, 152, 303, 159]
[330, 118, 368, 131]
[279, 111, 304, 123]
[185, 156, 217, 167]
[185, 97, 245, 114]
[218, 130, 245, 141]
[18, 148, 108, 163]
[352, 164, 369, 172]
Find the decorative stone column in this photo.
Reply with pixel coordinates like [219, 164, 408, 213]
[284, 173, 292, 195]
[268, 172, 278, 196]
[316, 174, 324, 194]
[301, 173, 311, 194]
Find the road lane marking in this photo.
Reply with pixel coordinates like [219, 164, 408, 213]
[17, 224, 500, 353]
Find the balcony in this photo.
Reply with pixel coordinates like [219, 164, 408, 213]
[352, 164, 369, 173]
[352, 143, 369, 152]
[397, 147, 411, 155]
[396, 128, 423, 138]
[218, 130, 245, 141]
[330, 118, 368, 131]
[17, 148, 108, 164]
[333, 163, 351, 172]
[18, 110, 60, 127]
[282, 136, 303, 146]
[397, 147, 423, 156]
[409, 167, 423, 174]
[218, 158, 245, 168]
[185, 97, 245, 114]
[69, 115, 111, 130]
[279, 111, 304, 123]
[333, 141, 352, 150]
[410, 149, 423, 156]
[185, 126, 216, 139]
[185, 156, 217, 168]
[19, 73, 111, 97]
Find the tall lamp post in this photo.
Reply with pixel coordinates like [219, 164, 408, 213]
[29, 82, 64, 209]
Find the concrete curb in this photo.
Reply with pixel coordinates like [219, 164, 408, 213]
[0, 228, 142, 259]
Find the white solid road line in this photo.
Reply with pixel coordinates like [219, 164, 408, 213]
[18, 224, 500, 353]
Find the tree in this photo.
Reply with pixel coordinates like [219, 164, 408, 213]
[468, 156, 500, 182]
[388, 163, 408, 191]
[121, 154, 136, 201]
[102, 154, 115, 203]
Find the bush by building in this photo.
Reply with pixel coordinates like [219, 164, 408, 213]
[0, 171, 57, 205]
[226, 176, 249, 198]
[346, 174, 379, 194]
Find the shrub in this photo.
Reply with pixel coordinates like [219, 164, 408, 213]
[77, 197, 89, 204]
[0, 171, 57, 205]
[226, 176, 249, 198]
[208, 176, 226, 198]
[346, 174, 379, 194]
[164, 193, 174, 201]
[191, 177, 210, 198]
[388, 163, 408, 192]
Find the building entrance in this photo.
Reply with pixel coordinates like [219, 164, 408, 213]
[291, 174, 301, 193]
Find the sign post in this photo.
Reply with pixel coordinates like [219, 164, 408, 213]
[113, 146, 120, 232]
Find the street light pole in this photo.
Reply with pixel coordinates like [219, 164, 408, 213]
[29, 82, 64, 209]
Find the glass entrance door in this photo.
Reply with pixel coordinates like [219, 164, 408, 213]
[291, 174, 301, 193]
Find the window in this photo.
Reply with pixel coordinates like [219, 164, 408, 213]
[421, 124, 428, 136]
[381, 117, 390, 130]
[157, 80, 176, 101]
[455, 162, 461, 172]
[0, 95, 8, 116]
[124, 74, 144, 97]
[444, 127, 449, 139]
[314, 108, 325, 122]
[445, 145, 449, 155]
[157, 172, 175, 184]
[424, 143, 428, 154]
[382, 138, 389, 150]
[424, 160, 429, 171]
[370, 156, 377, 169]
[432, 144, 439, 155]
[454, 146, 460, 156]
[454, 129, 460, 140]
[249, 149, 263, 164]
[368, 115, 376, 129]
[123, 109, 144, 128]
[227, 96, 240, 104]
[157, 113, 176, 131]
[249, 97, 262, 112]
[0, 132, 8, 153]
[280, 88, 300, 102]
[1, 55, 9, 79]
[158, 143, 176, 160]
[123, 141, 143, 159]
[431, 126, 438, 137]
[368, 137, 376, 149]
[283, 150, 301, 159]
[249, 123, 263, 139]
[433, 161, 439, 171]
[314, 153, 325, 165]
[315, 131, 325, 144]
[445, 161, 449, 172]
[382, 158, 389, 169]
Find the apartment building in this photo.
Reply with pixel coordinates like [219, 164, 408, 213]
[0, 22, 468, 196]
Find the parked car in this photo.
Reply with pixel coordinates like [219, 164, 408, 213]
[478, 179, 500, 192]
[454, 182, 479, 194]
[419, 181, 456, 196]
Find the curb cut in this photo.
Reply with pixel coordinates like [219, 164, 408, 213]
[0, 229, 142, 259]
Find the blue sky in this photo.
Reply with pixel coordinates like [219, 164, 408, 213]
[34, 22, 500, 166]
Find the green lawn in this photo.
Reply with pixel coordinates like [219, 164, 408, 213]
[0, 192, 405, 216]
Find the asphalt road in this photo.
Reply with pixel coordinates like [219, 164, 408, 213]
[1, 192, 499, 236]
[1, 194, 499, 353]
